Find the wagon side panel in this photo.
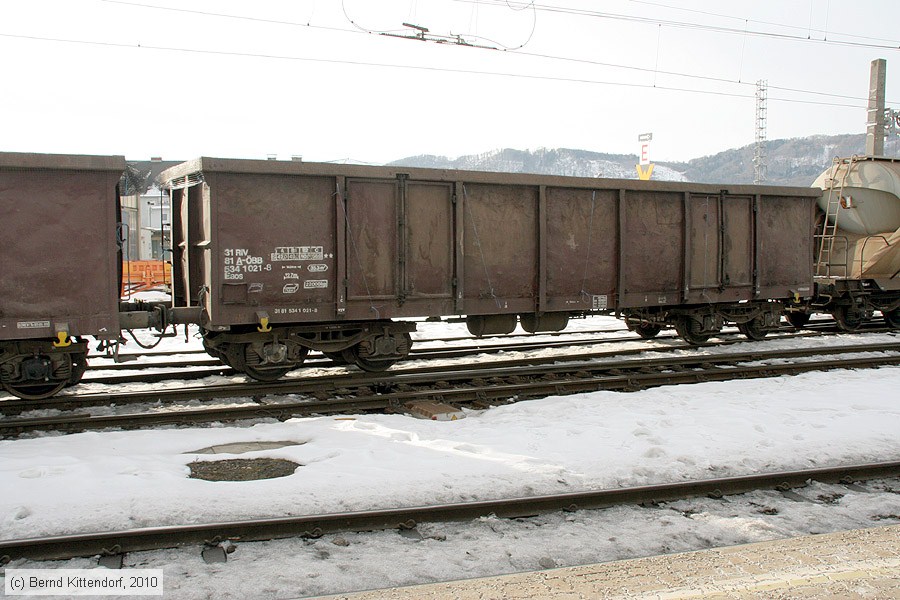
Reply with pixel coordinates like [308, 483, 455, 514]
[683, 194, 755, 304]
[0, 158, 122, 341]
[203, 172, 337, 328]
[345, 179, 398, 304]
[404, 181, 454, 311]
[756, 195, 816, 298]
[544, 187, 617, 312]
[619, 190, 684, 308]
[460, 183, 538, 314]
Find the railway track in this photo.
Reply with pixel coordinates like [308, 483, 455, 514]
[89, 325, 630, 363]
[77, 329, 668, 384]
[87, 324, 636, 371]
[41, 321, 892, 392]
[2, 460, 898, 563]
[2, 342, 898, 436]
[0, 326, 824, 409]
[80, 319, 890, 385]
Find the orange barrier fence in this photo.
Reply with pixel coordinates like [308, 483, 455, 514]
[121, 260, 171, 295]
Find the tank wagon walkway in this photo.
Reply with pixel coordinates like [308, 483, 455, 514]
[318, 524, 899, 599]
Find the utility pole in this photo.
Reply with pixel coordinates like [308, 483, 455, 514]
[753, 80, 768, 185]
[866, 59, 887, 156]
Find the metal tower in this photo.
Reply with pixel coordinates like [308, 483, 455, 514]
[753, 80, 768, 185]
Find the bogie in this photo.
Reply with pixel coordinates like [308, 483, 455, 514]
[0, 341, 86, 400]
[675, 317, 712, 346]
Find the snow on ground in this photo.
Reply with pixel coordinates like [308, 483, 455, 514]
[1, 316, 899, 598]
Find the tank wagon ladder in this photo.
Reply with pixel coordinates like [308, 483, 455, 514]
[815, 155, 858, 278]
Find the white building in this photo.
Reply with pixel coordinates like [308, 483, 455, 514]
[138, 186, 170, 260]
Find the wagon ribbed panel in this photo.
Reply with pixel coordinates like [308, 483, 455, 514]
[619, 191, 684, 307]
[405, 182, 454, 299]
[461, 183, 538, 314]
[200, 172, 338, 327]
[544, 187, 617, 310]
[757, 195, 816, 296]
[0, 153, 123, 341]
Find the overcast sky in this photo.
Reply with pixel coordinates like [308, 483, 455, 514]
[2, 0, 899, 164]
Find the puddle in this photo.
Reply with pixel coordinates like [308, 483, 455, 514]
[188, 458, 302, 481]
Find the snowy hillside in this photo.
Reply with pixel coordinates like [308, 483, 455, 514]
[390, 147, 688, 182]
[391, 134, 900, 186]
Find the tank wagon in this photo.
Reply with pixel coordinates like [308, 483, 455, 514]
[800, 155, 900, 329]
[159, 158, 819, 381]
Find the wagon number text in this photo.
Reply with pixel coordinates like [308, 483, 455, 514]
[223, 248, 271, 280]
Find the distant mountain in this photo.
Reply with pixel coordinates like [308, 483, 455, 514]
[390, 134, 900, 186]
[389, 147, 687, 182]
[679, 134, 899, 186]
[390, 148, 685, 181]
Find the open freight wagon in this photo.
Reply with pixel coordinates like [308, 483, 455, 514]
[160, 158, 818, 379]
[0, 152, 125, 398]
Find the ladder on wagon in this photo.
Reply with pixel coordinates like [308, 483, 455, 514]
[815, 155, 858, 278]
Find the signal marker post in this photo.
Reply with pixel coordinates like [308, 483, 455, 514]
[636, 133, 654, 180]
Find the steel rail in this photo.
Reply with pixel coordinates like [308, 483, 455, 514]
[1, 331, 885, 416]
[81, 321, 888, 380]
[79, 328, 761, 379]
[0, 334, 885, 416]
[2, 345, 898, 436]
[85, 326, 631, 361]
[75, 332, 673, 383]
[1, 461, 898, 563]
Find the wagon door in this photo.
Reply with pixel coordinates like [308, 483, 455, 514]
[721, 196, 754, 295]
[345, 179, 400, 306]
[404, 181, 454, 311]
[344, 177, 454, 318]
[687, 194, 722, 297]
[686, 194, 754, 303]
[620, 191, 683, 307]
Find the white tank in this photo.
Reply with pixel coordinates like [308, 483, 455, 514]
[812, 156, 900, 235]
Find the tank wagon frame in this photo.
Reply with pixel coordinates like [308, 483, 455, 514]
[160, 158, 819, 380]
[801, 155, 900, 330]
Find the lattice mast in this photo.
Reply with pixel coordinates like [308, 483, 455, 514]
[753, 80, 768, 185]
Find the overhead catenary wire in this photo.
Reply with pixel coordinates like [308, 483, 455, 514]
[626, 0, 899, 45]
[96, 0, 899, 107]
[450, 0, 900, 51]
[0, 30, 890, 111]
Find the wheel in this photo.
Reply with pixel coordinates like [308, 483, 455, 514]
[832, 305, 863, 331]
[675, 317, 710, 345]
[215, 344, 241, 369]
[2, 352, 72, 399]
[884, 309, 900, 329]
[3, 380, 67, 400]
[202, 337, 229, 364]
[737, 316, 768, 341]
[341, 345, 397, 373]
[243, 365, 293, 382]
[323, 351, 349, 366]
[242, 343, 306, 382]
[64, 351, 89, 387]
[634, 323, 662, 339]
[785, 311, 810, 329]
[354, 357, 396, 373]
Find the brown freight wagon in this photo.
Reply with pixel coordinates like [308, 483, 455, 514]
[0, 152, 125, 399]
[159, 158, 819, 380]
